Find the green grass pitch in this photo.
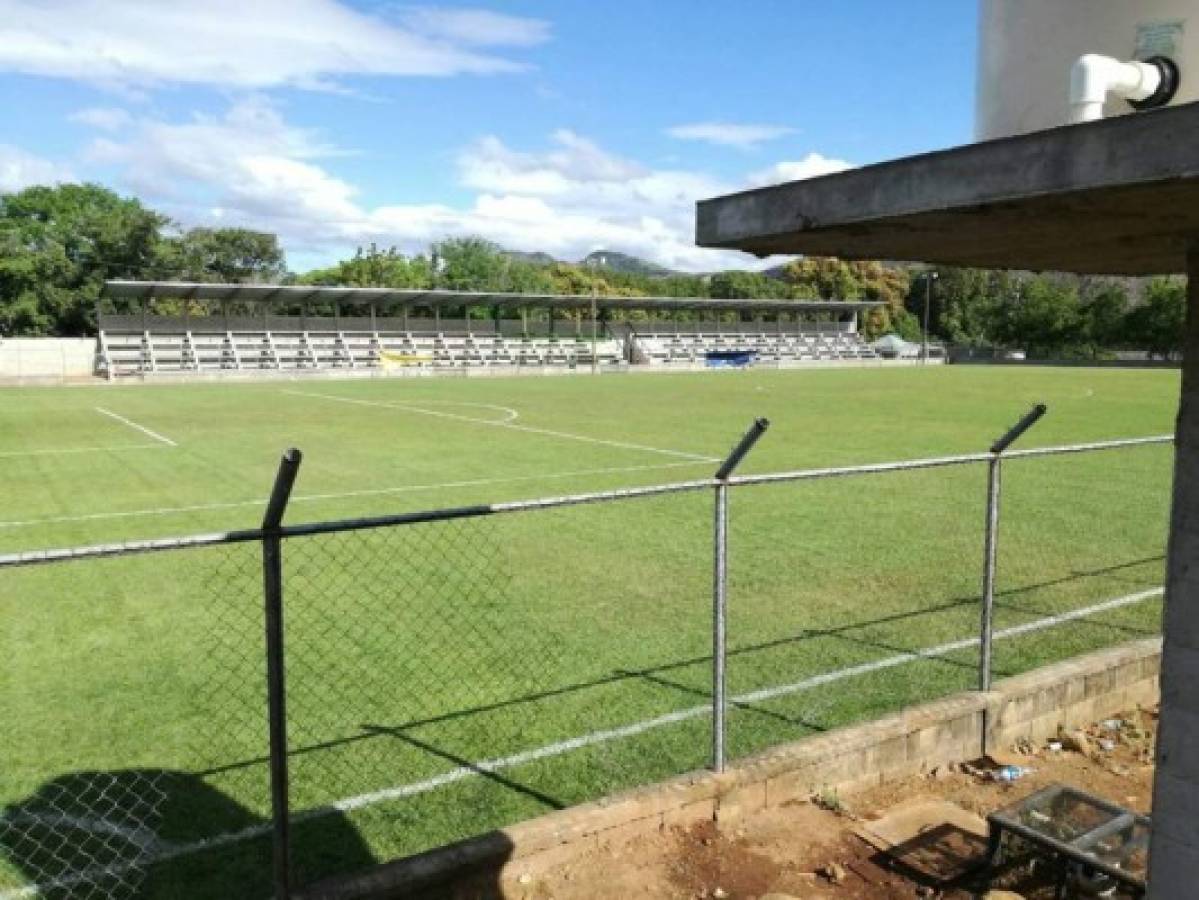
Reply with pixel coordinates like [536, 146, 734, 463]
[0, 366, 1177, 896]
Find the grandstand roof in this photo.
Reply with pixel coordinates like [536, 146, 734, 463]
[101, 281, 883, 314]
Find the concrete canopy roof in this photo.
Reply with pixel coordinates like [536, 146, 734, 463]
[696, 102, 1199, 277]
[101, 281, 882, 315]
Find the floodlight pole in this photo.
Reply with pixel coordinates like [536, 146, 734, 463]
[590, 289, 598, 376]
[922, 271, 937, 365]
[711, 418, 770, 772]
[979, 404, 1047, 693]
[263, 448, 302, 900]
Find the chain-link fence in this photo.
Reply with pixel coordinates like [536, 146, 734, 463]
[0, 541, 272, 900]
[0, 414, 1172, 898]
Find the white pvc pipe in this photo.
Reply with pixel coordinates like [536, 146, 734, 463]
[1070, 54, 1163, 123]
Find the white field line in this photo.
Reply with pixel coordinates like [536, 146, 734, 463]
[282, 389, 720, 463]
[0, 586, 1161, 898]
[392, 399, 520, 422]
[317, 586, 1164, 813]
[0, 444, 165, 459]
[94, 408, 177, 447]
[0, 811, 161, 852]
[0, 461, 707, 530]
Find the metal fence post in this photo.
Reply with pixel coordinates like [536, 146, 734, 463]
[711, 418, 770, 773]
[263, 448, 302, 900]
[979, 455, 1002, 692]
[979, 405, 1046, 692]
[712, 481, 730, 771]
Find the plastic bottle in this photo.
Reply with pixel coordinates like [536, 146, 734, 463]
[993, 765, 1033, 782]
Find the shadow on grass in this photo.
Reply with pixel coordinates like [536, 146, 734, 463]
[194, 554, 1163, 789]
[0, 768, 377, 899]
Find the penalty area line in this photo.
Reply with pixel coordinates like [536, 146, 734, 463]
[0, 586, 1162, 898]
[94, 407, 177, 447]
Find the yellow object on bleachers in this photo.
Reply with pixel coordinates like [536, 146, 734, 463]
[379, 350, 434, 368]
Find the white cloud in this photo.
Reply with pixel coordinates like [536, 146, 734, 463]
[402, 7, 551, 47]
[458, 130, 647, 195]
[666, 122, 796, 149]
[0, 0, 546, 91]
[84, 97, 359, 226]
[0, 145, 73, 192]
[70, 107, 133, 131]
[86, 98, 849, 272]
[749, 152, 854, 185]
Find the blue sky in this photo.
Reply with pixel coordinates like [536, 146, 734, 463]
[0, 1, 978, 273]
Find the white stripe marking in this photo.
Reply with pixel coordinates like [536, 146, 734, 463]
[0, 586, 1161, 897]
[94, 408, 177, 447]
[387, 399, 521, 422]
[321, 586, 1165, 813]
[0, 444, 165, 459]
[283, 389, 719, 463]
[0, 461, 707, 530]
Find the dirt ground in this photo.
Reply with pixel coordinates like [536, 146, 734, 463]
[497, 708, 1157, 900]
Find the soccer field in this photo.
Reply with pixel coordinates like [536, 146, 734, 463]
[0, 366, 1178, 897]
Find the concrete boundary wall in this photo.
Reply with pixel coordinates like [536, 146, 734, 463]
[295, 638, 1161, 900]
[2, 356, 939, 388]
[0, 338, 95, 383]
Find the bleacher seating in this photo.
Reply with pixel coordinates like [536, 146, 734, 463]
[630, 330, 879, 366]
[97, 327, 626, 377]
[96, 321, 881, 378]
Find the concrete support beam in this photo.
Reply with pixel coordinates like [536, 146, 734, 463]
[695, 102, 1199, 276]
[1149, 244, 1199, 898]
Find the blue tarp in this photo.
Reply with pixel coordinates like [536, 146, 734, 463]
[705, 350, 757, 368]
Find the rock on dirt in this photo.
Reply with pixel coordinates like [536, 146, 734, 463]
[819, 861, 847, 884]
[983, 891, 1027, 900]
[1061, 729, 1091, 754]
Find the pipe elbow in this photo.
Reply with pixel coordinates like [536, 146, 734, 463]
[1069, 53, 1177, 124]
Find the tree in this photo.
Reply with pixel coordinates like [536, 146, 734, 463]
[782, 257, 911, 339]
[431, 237, 506, 290]
[992, 275, 1084, 357]
[300, 244, 432, 289]
[1124, 278, 1185, 359]
[154, 227, 286, 283]
[708, 270, 786, 300]
[0, 184, 168, 335]
[1078, 282, 1130, 357]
